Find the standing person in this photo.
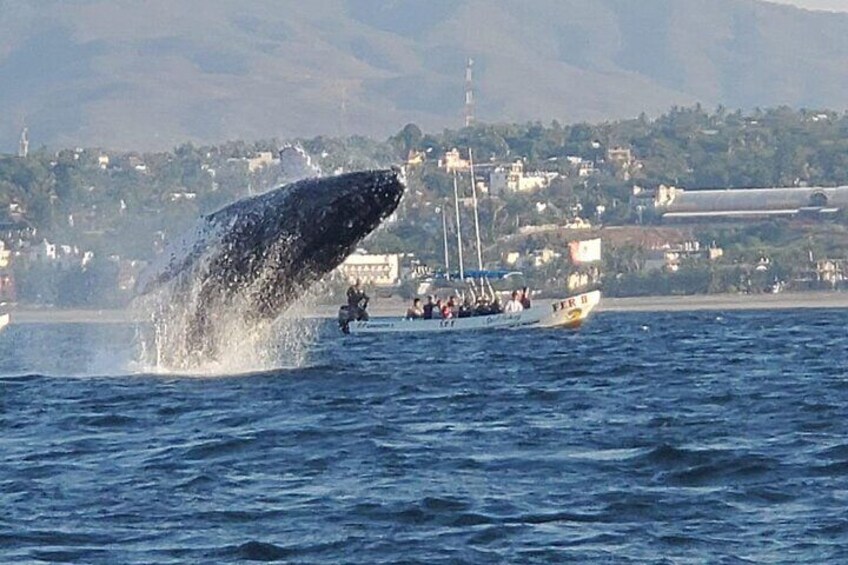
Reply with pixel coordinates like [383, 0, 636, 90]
[504, 290, 524, 313]
[346, 278, 369, 321]
[520, 287, 532, 309]
[422, 295, 435, 320]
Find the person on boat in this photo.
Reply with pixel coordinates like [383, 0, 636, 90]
[422, 295, 435, 319]
[458, 296, 474, 318]
[441, 298, 453, 319]
[448, 296, 459, 318]
[474, 296, 492, 316]
[432, 298, 443, 319]
[504, 290, 524, 314]
[406, 298, 424, 320]
[346, 278, 369, 321]
[490, 295, 503, 315]
[520, 287, 532, 309]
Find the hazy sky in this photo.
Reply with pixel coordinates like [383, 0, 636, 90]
[769, 0, 848, 12]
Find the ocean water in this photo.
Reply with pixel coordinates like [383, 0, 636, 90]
[1, 310, 847, 563]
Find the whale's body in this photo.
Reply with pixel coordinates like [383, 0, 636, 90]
[137, 169, 405, 367]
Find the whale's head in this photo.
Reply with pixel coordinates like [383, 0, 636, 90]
[253, 168, 404, 288]
[188, 168, 406, 318]
[277, 168, 405, 274]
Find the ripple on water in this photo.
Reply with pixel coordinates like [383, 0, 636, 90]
[1, 311, 848, 562]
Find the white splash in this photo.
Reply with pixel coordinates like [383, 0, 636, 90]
[279, 144, 323, 182]
[133, 220, 320, 375]
[134, 286, 321, 376]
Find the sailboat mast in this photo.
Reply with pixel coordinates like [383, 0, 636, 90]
[441, 205, 451, 281]
[452, 172, 465, 280]
[468, 148, 484, 273]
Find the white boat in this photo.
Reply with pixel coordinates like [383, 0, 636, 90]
[344, 290, 600, 334]
[0, 312, 9, 332]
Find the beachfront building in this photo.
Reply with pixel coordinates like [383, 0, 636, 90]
[339, 252, 400, 286]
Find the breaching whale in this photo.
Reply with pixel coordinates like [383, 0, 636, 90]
[136, 168, 405, 367]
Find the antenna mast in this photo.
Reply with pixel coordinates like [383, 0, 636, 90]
[464, 58, 474, 128]
[18, 127, 29, 158]
[452, 172, 465, 280]
[468, 149, 483, 272]
[441, 205, 451, 281]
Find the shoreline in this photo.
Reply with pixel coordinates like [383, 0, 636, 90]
[6, 291, 848, 324]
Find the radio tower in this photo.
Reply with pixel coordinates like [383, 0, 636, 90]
[18, 127, 29, 158]
[339, 83, 348, 137]
[464, 57, 474, 128]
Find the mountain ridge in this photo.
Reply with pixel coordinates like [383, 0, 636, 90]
[1, 0, 848, 151]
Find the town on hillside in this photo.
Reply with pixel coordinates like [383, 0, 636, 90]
[3, 106, 848, 309]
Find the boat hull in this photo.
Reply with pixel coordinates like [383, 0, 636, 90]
[346, 290, 600, 334]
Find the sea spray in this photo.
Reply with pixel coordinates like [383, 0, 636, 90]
[133, 262, 323, 374]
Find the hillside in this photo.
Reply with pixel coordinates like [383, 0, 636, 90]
[2, 0, 848, 151]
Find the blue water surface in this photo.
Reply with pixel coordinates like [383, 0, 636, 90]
[1, 310, 847, 563]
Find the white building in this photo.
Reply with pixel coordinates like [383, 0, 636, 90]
[339, 253, 400, 286]
[29, 239, 57, 262]
[26, 239, 94, 268]
[247, 151, 280, 173]
[438, 148, 470, 173]
[489, 160, 558, 194]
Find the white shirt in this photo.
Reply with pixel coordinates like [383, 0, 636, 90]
[504, 299, 524, 313]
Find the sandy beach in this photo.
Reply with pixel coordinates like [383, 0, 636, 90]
[6, 291, 848, 325]
[597, 291, 848, 313]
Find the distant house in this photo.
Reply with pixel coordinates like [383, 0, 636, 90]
[169, 192, 197, 202]
[438, 148, 470, 173]
[127, 155, 147, 172]
[8, 202, 24, 220]
[247, 151, 279, 173]
[642, 240, 723, 272]
[406, 150, 426, 166]
[0, 240, 11, 269]
[489, 160, 558, 194]
[565, 156, 598, 178]
[26, 239, 94, 269]
[530, 248, 559, 267]
[606, 146, 641, 180]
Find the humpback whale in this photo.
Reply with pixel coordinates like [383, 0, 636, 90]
[136, 168, 405, 368]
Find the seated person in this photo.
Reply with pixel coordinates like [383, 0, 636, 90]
[405, 298, 424, 319]
[475, 297, 492, 316]
[448, 296, 459, 318]
[432, 299, 443, 319]
[458, 297, 474, 318]
[441, 300, 453, 319]
[504, 290, 524, 313]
